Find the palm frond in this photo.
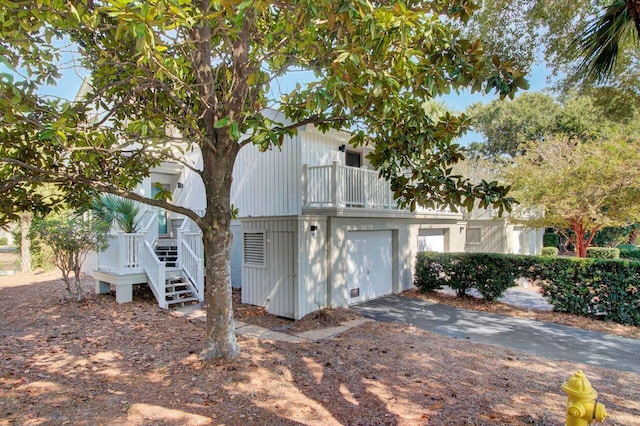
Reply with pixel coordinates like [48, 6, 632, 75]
[89, 194, 142, 233]
[570, 0, 638, 83]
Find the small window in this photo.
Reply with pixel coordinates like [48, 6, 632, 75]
[467, 227, 482, 243]
[345, 151, 362, 168]
[243, 232, 265, 267]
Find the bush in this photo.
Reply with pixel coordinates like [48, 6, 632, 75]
[415, 252, 640, 326]
[586, 247, 620, 259]
[31, 215, 109, 301]
[543, 233, 560, 249]
[525, 257, 640, 326]
[618, 244, 640, 261]
[415, 252, 525, 302]
[541, 247, 559, 256]
[0, 237, 7, 246]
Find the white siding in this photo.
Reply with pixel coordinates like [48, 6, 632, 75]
[296, 217, 329, 318]
[231, 134, 301, 217]
[466, 219, 543, 255]
[241, 218, 298, 318]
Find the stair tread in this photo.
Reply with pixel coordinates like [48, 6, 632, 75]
[166, 297, 199, 305]
[166, 290, 195, 296]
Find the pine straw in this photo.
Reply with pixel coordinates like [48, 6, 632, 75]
[1, 271, 638, 425]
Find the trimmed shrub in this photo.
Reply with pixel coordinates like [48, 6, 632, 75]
[525, 257, 640, 325]
[586, 247, 620, 259]
[415, 252, 524, 301]
[415, 252, 640, 326]
[618, 244, 640, 261]
[543, 233, 560, 249]
[541, 247, 559, 257]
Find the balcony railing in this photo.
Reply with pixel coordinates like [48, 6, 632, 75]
[303, 162, 397, 209]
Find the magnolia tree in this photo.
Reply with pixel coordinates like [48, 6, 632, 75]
[1, 0, 526, 360]
[504, 136, 640, 257]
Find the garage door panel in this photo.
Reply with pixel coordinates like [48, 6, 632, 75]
[347, 230, 392, 304]
[418, 229, 445, 252]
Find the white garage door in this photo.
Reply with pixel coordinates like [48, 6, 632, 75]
[418, 229, 445, 252]
[346, 230, 392, 304]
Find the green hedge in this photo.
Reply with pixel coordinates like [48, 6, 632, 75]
[543, 233, 560, 248]
[541, 247, 559, 256]
[414, 253, 527, 302]
[586, 247, 619, 259]
[415, 252, 640, 326]
[618, 244, 640, 261]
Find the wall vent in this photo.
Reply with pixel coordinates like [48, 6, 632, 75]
[243, 232, 265, 267]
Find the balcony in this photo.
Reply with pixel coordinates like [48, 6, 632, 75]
[302, 162, 397, 210]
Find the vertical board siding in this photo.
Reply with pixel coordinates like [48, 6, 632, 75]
[297, 217, 328, 319]
[231, 134, 301, 217]
[241, 218, 297, 318]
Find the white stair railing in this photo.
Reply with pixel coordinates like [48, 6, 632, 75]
[176, 212, 205, 302]
[180, 239, 204, 301]
[140, 240, 167, 309]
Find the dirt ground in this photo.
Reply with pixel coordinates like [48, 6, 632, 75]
[1, 271, 639, 425]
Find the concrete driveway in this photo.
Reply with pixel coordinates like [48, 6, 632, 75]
[351, 295, 640, 375]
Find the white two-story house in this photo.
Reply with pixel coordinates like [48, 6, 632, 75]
[92, 109, 467, 319]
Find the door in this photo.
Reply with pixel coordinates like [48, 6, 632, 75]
[346, 230, 392, 303]
[345, 151, 363, 205]
[266, 231, 295, 318]
[152, 183, 171, 235]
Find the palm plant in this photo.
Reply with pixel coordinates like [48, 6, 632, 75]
[570, 0, 639, 83]
[89, 194, 142, 233]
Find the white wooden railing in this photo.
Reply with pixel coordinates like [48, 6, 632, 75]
[97, 204, 205, 306]
[303, 162, 396, 209]
[97, 232, 143, 274]
[177, 211, 205, 302]
[140, 240, 166, 308]
[180, 239, 204, 300]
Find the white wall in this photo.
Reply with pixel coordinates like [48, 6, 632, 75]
[231, 134, 302, 217]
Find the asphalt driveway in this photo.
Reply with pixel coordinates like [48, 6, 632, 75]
[351, 295, 640, 374]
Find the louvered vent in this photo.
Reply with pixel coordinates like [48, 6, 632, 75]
[243, 232, 265, 266]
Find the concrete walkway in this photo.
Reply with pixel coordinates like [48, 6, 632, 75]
[351, 295, 640, 375]
[172, 303, 372, 343]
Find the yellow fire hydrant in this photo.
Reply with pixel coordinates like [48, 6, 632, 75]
[562, 370, 608, 426]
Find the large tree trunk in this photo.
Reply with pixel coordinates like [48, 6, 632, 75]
[199, 141, 240, 360]
[19, 212, 32, 272]
[192, 0, 250, 360]
[571, 219, 600, 258]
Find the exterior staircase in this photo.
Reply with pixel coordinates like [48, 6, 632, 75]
[155, 242, 199, 307]
[155, 242, 178, 267]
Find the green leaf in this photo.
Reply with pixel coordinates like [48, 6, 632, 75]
[214, 117, 230, 128]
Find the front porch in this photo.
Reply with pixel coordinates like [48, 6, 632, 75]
[95, 208, 205, 309]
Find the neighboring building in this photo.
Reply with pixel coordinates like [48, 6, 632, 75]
[464, 206, 543, 255]
[91, 109, 467, 318]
